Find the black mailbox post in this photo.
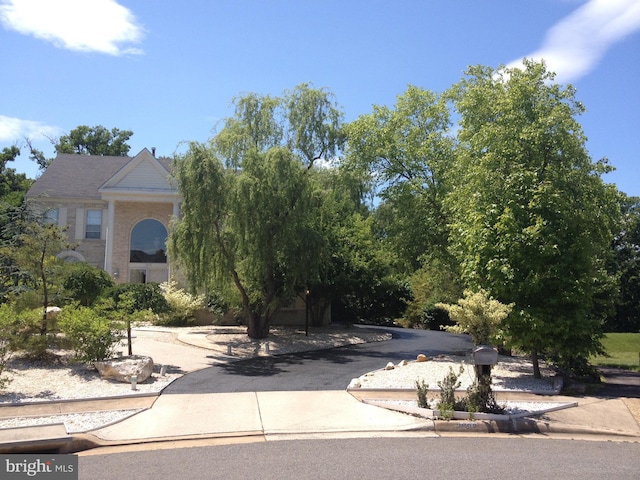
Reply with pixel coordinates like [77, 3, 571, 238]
[472, 345, 498, 380]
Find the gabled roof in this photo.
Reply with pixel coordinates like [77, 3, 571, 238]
[26, 149, 174, 200]
[100, 148, 174, 193]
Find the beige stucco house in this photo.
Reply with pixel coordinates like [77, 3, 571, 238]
[26, 148, 178, 284]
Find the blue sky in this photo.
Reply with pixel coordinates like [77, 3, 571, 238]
[1, 0, 639, 196]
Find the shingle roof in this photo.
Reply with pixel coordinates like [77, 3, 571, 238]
[26, 154, 130, 199]
[26, 153, 173, 200]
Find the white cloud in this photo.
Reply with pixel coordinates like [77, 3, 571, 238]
[0, 115, 60, 142]
[0, 0, 144, 55]
[509, 0, 640, 83]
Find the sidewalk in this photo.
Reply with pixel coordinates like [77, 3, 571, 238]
[1, 327, 639, 453]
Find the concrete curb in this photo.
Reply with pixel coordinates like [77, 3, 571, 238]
[0, 423, 72, 453]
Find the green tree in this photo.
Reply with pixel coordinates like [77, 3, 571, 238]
[607, 194, 640, 332]
[344, 86, 455, 271]
[171, 85, 344, 339]
[0, 202, 73, 332]
[55, 125, 133, 156]
[25, 126, 134, 172]
[304, 167, 406, 326]
[171, 144, 318, 338]
[1, 147, 33, 300]
[446, 60, 620, 378]
[214, 83, 344, 169]
[1, 146, 32, 206]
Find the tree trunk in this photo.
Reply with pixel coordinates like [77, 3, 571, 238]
[311, 298, 330, 327]
[246, 312, 270, 339]
[531, 349, 542, 379]
[39, 257, 48, 336]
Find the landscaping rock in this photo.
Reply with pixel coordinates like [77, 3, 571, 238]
[416, 354, 428, 362]
[398, 360, 408, 367]
[94, 355, 154, 383]
[384, 362, 395, 370]
[45, 306, 61, 320]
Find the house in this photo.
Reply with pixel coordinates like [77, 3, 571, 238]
[26, 148, 178, 284]
[26, 148, 327, 326]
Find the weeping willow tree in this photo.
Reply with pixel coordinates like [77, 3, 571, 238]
[170, 84, 344, 339]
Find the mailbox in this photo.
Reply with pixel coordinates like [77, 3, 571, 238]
[473, 345, 498, 366]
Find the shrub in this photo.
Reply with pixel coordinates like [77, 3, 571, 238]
[61, 263, 114, 306]
[57, 304, 124, 363]
[11, 308, 53, 359]
[106, 283, 170, 315]
[155, 280, 205, 326]
[437, 289, 513, 346]
[416, 379, 429, 408]
[13, 290, 42, 312]
[436, 365, 465, 416]
[462, 375, 504, 414]
[0, 304, 17, 390]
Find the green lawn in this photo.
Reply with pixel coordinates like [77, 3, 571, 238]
[591, 333, 640, 372]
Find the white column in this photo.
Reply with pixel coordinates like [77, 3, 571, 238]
[105, 200, 116, 274]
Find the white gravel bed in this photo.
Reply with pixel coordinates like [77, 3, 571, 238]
[0, 357, 180, 404]
[0, 409, 144, 433]
[352, 354, 557, 392]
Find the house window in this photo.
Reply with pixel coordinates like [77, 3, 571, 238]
[85, 209, 102, 239]
[45, 208, 59, 225]
[130, 219, 167, 263]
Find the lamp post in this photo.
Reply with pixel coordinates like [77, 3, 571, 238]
[305, 288, 310, 336]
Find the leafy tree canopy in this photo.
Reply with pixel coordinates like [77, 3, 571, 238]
[344, 86, 455, 271]
[446, 60, 620, 377]
[1, 146, 32, 206]
[55, 125, 133, 156]
[170, 83, 344, 339]
[607, 193, 640, 332]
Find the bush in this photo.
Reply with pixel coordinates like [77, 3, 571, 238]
[13, 290, 42, 312]
[401, 261, 462, 329]
[462, 375, 504, 414]
[436, 365, 465, 416]
[416, 379, 429, 408]
[437, 289, 513, 346]
[62, 263, 114, 306]
[433, 364, 505, 417]
[10, 308, 53, 359]
[155, 280, 205, 326]
[106, 283, 170, 315]
[57, 304, 123, 363]
[0, 304, 17, 390]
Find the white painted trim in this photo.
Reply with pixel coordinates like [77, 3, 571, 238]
[75, 208, 84, 240]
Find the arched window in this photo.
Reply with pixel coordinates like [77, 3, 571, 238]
[130, 219, 167, 263]
[56, 251, 85, 263]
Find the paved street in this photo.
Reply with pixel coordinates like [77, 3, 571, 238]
[78, 437, 640, 480]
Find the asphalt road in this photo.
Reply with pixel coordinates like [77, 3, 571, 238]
[163, 326, 473, 394]
[598, 366, 640, 398]
[78, 437, 640, 480]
